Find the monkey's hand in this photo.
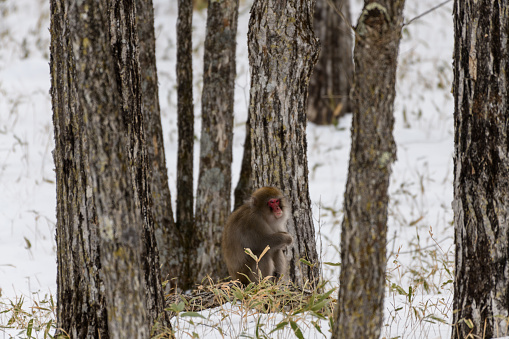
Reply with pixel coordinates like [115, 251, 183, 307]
[273, 232, 293, 248]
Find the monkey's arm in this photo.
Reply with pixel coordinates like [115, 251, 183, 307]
[245, 230, 293, 255]
[265, 232, 293, 250]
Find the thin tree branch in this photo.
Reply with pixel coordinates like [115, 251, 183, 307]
[326, 0, 453, 35]
[325, 0, 355, 32]
[404, 0, 453, 26]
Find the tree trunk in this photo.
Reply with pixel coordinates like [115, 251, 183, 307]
[452, 1, 509, 338]
[50, 0, 169, 337]
[194, 0, 239, 282]
[248, 0, 321, 287]
[137, 0, 181, 290]
[233, 115, 252, 210]
[332, 2, 404, 338]
[308, 0, 354, 124]
[176, 0, 196, 291]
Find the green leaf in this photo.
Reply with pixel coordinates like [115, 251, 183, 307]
[441, 279, 453, 288]
[255, 316, 265, 338]
[44, 319, 53, 339]
[427, 314, 446, 324]
[409, 216, 423, 226]
[168, 301, 185, 313]
[24, 237, 32, 250]
[423, 280, 430, 293]
[310, 311, 327, 320]
[443, 262, 452, 276]
[290, 321, 305, 339]
[291, 307, 305, 316]
[180, 312, 206, 319]
[317, 288, 336, 302]
[26, 318, 33, 338]
[312, 320, 324, 335]
[310, 299, 328, 312]
[323, 261, 341, 267]
[244, 248, 258, 261]
[269, 321, 289, 334]
[299, 258, 313, 267]
[464, 318, 474, 329]
[232, 288, 244, 300]
[391, 283, 407, 296]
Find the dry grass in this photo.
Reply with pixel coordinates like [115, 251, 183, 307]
[162, 277, 334, 339]
[0, 293, 56, 339]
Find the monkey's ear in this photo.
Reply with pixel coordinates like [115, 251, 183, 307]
[248, 196, 257, 208]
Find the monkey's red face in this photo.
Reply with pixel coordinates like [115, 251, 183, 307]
[267, 198, 283, 219]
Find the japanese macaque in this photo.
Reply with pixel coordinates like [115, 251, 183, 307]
[222, 187, 293, 284]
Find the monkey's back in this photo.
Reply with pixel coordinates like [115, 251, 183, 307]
[222, 205, 248, 277]
[222, 205, 266, 281]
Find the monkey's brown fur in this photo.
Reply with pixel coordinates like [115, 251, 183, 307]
[222, 187, 293, 284]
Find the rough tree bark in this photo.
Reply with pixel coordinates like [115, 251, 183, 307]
[248, 0, 321, 287]
[452, 1, 509, 338]
[176, 0, 196, 290]
[308, 0, 354, 124]
[332, 2, 405, 338]
[233, 115, 252, 210]
[194, 0, 239, 282]
[50, 0, 169, 337]
[137, 0, 181, 289]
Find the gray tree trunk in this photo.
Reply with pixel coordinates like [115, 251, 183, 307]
[194, 0, 239, 282]
[233, 115, 252, 210]
[308, 0, 354, 124]
[176, 0, 196, 291]
[452, 1, 509, 338]
[50, 0, 169, 337]
[332, 1, 405, 338]
[137, 0, 181, 290]
[248, 0, 321, 287]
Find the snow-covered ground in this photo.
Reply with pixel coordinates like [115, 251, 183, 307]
[0, 0, 456, 338]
